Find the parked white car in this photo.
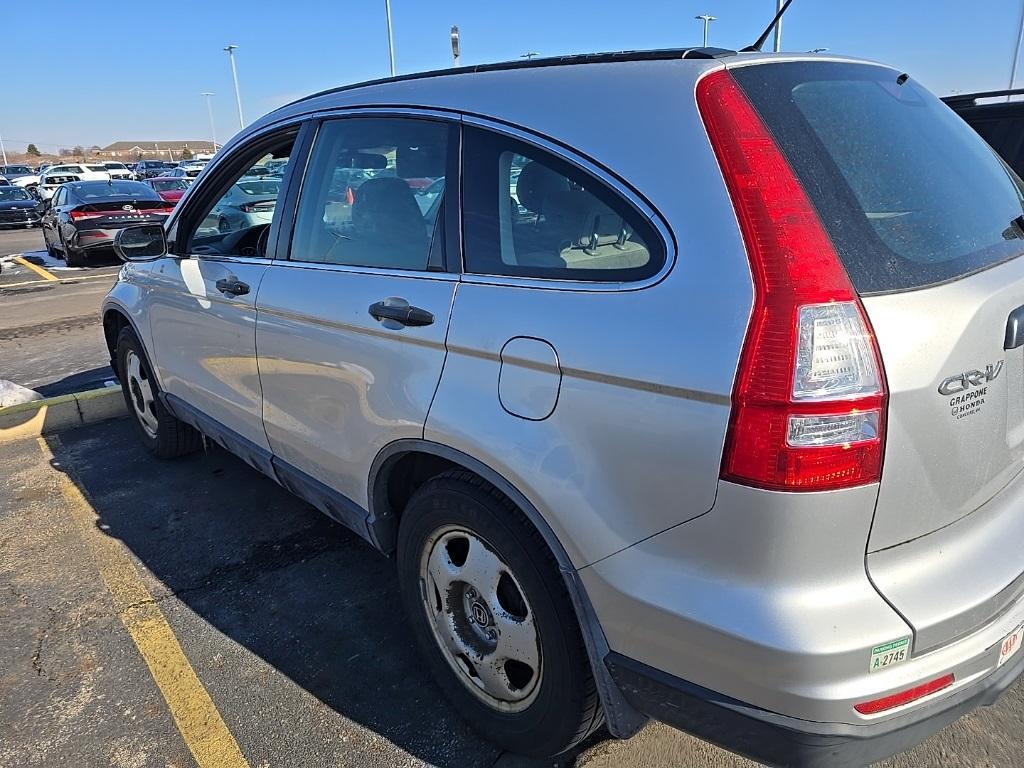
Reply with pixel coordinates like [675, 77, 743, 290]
[102, 162, 136, 181]
[36, 164, 111, 200]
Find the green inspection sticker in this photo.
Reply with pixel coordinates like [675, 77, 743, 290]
[870, 637, 911, 673]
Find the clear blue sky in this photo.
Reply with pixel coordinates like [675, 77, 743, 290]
[3, 0, 1023, 153]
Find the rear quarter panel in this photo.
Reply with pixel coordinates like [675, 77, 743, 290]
[426, 87, 753, 566]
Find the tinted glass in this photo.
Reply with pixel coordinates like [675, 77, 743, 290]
[290, 118, 449, 270]
[734, 62, 1024, 293]
[86, 165, 108, 172]
[188, 134, 294, 256]
[0, 187, 31, 201]
[69, 181, 161, 199]
[462, 127, 661, 281]
[2, 166, 31, 174]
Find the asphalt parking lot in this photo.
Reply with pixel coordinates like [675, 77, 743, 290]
[2, 416, 1024, 768]
[0, 228, 120, 397]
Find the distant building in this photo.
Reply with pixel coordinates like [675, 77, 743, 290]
[100, 141, 217, 159]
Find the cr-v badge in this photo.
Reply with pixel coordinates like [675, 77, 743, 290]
[938, 361, 1004, 396]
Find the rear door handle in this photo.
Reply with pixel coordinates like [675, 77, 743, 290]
[215, 277, 250, 296]
[369, 298, 434, 327]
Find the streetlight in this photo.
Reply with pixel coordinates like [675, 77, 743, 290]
[223, 44, 244, 130]
[773, 0, 784, 52]
[384, 0, 396, 76]
[521, 52, 539, 59]
[450, 25, 461, 67]
[1011, 0, 1024, 94]
[0, 131, 7, 166]
[201, 92, 217, 151]
[695, 14, 716, 47]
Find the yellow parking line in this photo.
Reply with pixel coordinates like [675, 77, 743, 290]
[38, 437, 251, 768]
[1, 271, 117, 289]
[13, 255, 59, 282]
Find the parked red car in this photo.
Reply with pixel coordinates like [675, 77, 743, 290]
[143, 176, 189, 204]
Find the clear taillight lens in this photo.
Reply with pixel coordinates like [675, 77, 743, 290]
[794, 303, 880, 400]
[787, 411, 880, 447]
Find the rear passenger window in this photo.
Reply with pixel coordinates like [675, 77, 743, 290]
[462, 127, 663, 281]
[289, 118, 450, 270]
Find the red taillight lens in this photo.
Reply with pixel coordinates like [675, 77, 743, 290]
[697, 68, 887, 492]
[69, 210, 103, 221]
[854, 674, 954, 715]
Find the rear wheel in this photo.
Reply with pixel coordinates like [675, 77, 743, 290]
[116, 327, 201, 459]
[397, 471, 602, 757]
[64, 247, 87, 267]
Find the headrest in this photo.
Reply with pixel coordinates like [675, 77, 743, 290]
[515, 161, 570, 215]
[336, 151, 388, 170]
[352, 177, 423, 230]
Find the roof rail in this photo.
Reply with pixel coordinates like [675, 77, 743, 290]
[285, 47, 737, 110]
[943, 87, 1024, 107]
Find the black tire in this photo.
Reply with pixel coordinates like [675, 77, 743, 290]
[397, 471, 603, 758]
[64, 246, 87, 268]
[115, 327, 202, 459]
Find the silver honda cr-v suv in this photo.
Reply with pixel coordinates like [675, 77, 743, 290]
[102, 48, 1024, 767]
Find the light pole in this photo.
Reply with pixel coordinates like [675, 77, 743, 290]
[201, 92, 217, 151]
[521, 52, 539, 59]
[450, 25, 461, 67]
[384, 0, 396, 76]
[695, 15, 716, 47]
[1011, 0, 1024, 94]
[223, 44, 244, 129]
[0, 132, 7, 166]
[773, 0, 783, 52]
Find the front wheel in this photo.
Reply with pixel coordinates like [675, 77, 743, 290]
[116, 327, 201, 459]
[397, 471, 602, 757]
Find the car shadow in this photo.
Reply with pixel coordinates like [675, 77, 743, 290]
[35, 366, 116, 398]
[43, 420, 601, 767]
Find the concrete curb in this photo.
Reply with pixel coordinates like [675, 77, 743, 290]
[0, 386, 127, 443]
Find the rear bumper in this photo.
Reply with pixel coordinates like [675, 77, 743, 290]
[607, 648, 1024, 768]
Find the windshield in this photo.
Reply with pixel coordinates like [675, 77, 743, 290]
[70, 181, 161, 200]
[0, 187, 31, 201]
[104, 163, 128, 170]
[86, 165, 109, 173]
[2, 166, 32, 175]
[735, 62, 1024, 293]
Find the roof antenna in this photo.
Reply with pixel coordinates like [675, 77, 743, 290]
[743, 0, 796, 52]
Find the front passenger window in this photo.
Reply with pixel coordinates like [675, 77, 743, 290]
[289, 118, 451, 270]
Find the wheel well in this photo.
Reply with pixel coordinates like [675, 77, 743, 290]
[372, 450, 460, 551]
[102, 309, 130, 375]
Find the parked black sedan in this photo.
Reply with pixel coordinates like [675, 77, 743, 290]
[0, 186, 41, 229]
[40, 180, 173, 267]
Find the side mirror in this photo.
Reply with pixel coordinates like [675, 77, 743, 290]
[35, 200, 47, 214]
[114, 224, 167, 261]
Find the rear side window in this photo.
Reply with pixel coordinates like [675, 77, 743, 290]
[462, 127, 663, 281]
[733, 62, 1024, 293]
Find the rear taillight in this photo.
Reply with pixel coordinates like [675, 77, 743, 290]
[697, 69, 887, 492]
[69, 210, 103, 221]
